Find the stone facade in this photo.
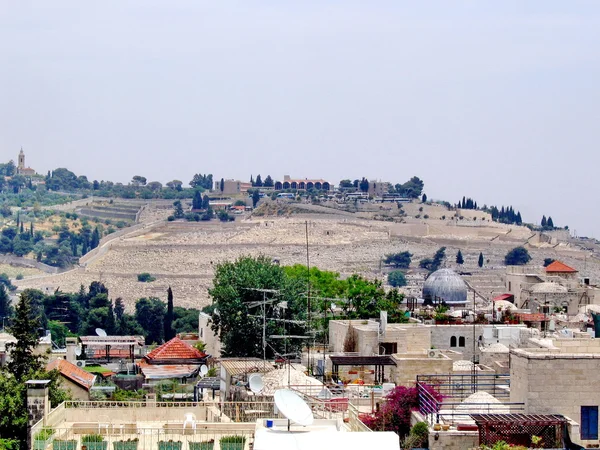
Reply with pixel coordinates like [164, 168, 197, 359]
[428, 324, 484, 362]
[26, 380, 50, 449]
[428, 429, 478, 450]
[199, 312, 221, 358]
[391, 353, 453, 386]
[510, 343, 600, 446]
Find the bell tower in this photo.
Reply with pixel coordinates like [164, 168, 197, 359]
[18, 147, 25, 172]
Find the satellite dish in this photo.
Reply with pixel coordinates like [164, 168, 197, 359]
[200, 365, 208, 376]
[74, 346, 82, 356]
[249, 374, 264, 394]
[274, 389, 314, 426]
[95, 328, 107, 337]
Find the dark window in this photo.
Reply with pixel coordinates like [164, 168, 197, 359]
[450, 336, 457, 347]
[459, 336, 466, 347]
[380, 342, 397, 355]
[582, 406, 599, 440]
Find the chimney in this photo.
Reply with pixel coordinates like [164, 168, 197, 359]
[26, 380, 50, 449]
[65, 337, 78, 363]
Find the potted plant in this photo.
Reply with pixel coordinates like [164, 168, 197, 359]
[219, 435, 246, 450]
[188, 440, 214, 450]
[81, 434, 107, 450]
[113, 439, 139, 450]
[158, 440, 182, 450]
[34, 427, 54, 449]
[53, 440, 77, 450]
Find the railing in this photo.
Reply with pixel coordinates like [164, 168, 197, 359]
[217, 400, 347, 422]
[347, 403, 372, 432]
[65, 400, 202, 408]
[30, 425, 254, 450]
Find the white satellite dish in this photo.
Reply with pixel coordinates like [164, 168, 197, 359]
[249, 374, 264, 394]
[74, 346, 82, 356]
[274, 389, 314, 426]
[95, 328, 107, 337]
[200, 365, 208, 376]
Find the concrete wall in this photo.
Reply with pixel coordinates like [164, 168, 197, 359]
[391, 354, 453, 386]
[510, 348, 600, 446]
[428, 325, 484, 362]
[429, 429, 478, 450]
[199, 312, 221, 358]
[59, 378, 90, 401]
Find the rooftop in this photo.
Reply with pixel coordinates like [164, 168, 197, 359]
[47, 359, 96, 391]
[545, 261, 578, 273]
[144, 337, 207, 364]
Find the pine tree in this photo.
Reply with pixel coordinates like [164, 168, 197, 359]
[6, 291, 44, 381]
[456, 250, 464, 265]
[478, 252, 484, 268]
[541, 216, 547, 228]
[255, 175, 263, 187]
[164, 286, 175, 341]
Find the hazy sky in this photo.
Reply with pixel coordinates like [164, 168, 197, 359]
[1, 2, 599, 236]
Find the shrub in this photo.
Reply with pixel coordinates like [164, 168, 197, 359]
[388, 270, 407, 287]
[15, 273, 23, 280]
[34, 427, 54, 441]
[82, 434, 104, 442]
[167, 215, 175, 221]
[137, 273, 156, 283]
[219, 436, 246, 444]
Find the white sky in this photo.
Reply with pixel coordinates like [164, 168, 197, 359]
[1, 1, 599, 236]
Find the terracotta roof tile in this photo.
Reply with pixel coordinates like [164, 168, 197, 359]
[47, 359, 96, 391]
[144, 337, 206, 363]
[545, 261, 578, 273]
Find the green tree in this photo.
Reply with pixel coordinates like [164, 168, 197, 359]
[135, 297, 166, 344]
[90, 227, 100, 249]
[209, 256, 306, 358]
[456, 250, 464, 265]
[192, 190, 203, 209]
[0, 284, 12, 321]
[173, 200, 184, 219]
[219, 178, 225, 192]
[388, 270, 407, 287]
[202, 194, 210, 210]
[421, 193, 427, 203]
[255, 175, 263, 187]
[263, 175, 274, 187]
[359, 177, 369, 193]
[478, 252, 484, 268]
[504, 246, 531, 266]
[541, 216, 547, 228]
[543, 258, 555, 267]
[547, 216, 554, 229]
[420, 247, 446, 273]
[339, 179, 353, 189]
[131, 175, 147, 186]
[383, 252, 412, 269]
[252, 190, 260, 208]
[164, 287, 175, 341]
[6, 291, 44, 381]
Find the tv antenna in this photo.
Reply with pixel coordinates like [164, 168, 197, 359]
[244, 288, 280, 364]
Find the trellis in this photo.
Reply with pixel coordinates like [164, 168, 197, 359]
[471, 414, 566, 448]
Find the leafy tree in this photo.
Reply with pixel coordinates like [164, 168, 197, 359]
[252, 190, 260, 208]
[543, 258, 555, 267]
[164, 287, 175, 341]
[478, 252, 484, 268]
[388, 270, 407, 287]
[131, 175, 147, 186]
[189, 173, 213, 190]
[173, 200, 184, 219]
[504, 246, 531, 266]
[172, 307, 200, 333]
[135, 297, 166, 344]
[114, 297, 125, 320]
[166, 180, 183, 191]
[456, 250, 464, 265]
[339, 179, 353, 189]
[420, 247, 446, 273]
[263, 175, 274, 187]
[383, 252, 412, 269]
[209, 256, 306, 358]
[6, 291, 44, 381]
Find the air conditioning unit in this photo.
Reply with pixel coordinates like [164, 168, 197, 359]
[76, 360, 86, 368]
[428, 349, 442, 358]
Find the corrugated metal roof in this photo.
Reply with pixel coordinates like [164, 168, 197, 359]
[220, 358, 274, 376]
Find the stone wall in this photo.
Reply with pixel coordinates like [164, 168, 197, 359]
[428, 429, 479, 450]
[510, 348, 600, 446]
[199, 312, 221, 358]
[429, 325, 484, 361]
[391, 354, 453, 386]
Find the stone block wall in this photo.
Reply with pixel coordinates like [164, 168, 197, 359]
[428, 429, 478, 450]
[429, 325, 484, 362]
[392, 354, 453, 386]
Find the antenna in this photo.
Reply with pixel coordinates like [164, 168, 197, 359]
[274, 389, 314, 428]
[95, 328, 107, 337]
[200, 365, 208, 376]
[249, 373, 264, 394]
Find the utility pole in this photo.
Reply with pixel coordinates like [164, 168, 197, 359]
[305, 220, 312, 374]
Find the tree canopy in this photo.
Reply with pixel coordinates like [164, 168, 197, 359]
[383, 252, 412, 269]
[388, 270, 407, 287]
[504, 246, 531, 266]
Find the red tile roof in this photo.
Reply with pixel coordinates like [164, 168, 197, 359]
[545, 261, 578, 273]
[47, 359, 96, 391]
[493, 294, 514, 301]
[144, 337, 206, 364]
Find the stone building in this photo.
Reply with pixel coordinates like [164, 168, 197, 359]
[213, 179, 252, 195]
[422, 268, 468, 306]
[16, 148, 36, 176]
[47, 358, 96, 400]
[368, 180, 389, 198]
[505, 261, 600, 314]
[274, 175, 332, 191]
[510, 338, 600, 446]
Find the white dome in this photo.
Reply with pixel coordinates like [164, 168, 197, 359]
[422, 269, 468, 304]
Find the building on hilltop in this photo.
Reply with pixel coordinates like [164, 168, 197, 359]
[16, 147, 36, 176]
[274, 175, 332, 191]
[213, 179, 252, 195]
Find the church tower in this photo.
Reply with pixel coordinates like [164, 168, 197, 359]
[18, 148, 25, 172]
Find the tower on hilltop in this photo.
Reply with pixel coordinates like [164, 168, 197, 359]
[18, 148, 25, 172]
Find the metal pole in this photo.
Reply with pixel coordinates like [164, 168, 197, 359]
[306, 220, 311, 374]
[263, 291, 266, 364]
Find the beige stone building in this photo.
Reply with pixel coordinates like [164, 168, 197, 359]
[47, 358, 96, 400]
[510, 338, 600, 446]
[213, 179, 252, 195]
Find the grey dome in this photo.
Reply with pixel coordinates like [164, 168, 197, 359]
[423, 268, 468, 305]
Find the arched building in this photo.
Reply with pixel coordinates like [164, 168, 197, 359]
[274, 175, 331, 191]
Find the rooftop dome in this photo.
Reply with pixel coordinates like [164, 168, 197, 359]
[422, 268, 468, 305]
[531, 282, 568, 294]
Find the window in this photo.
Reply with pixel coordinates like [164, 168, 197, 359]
[581, 406, 599, 440]
[450, 336, 457, 347]
[508, 281, 512, 291]
[380, 342, 397, 355]
[459, 336, 466, 347]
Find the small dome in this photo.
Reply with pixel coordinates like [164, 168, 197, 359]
[531, 282, 568, 294]
[422, 268, 468, 305]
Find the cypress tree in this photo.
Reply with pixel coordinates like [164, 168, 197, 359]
[193, 190, 202, 210]
[30, 222, 34, 237]
[90, 227, 100, 249]
[478, 252, 484, 268]
[456, 250, 464, 265]
[0, 284, 12, 320]
[164, 287, 175, 341]
[220, 178, 225, 192]
[541, 216, 547, 228]
[547, 217, 554, 229]
[461, 197, 466, 209]
[19, 222, 24, 234]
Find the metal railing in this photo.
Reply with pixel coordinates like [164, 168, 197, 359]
[347, 403, 372, 432]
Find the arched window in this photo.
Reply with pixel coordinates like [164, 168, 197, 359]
[450, 336, 457, 347]
[459, 336, 466, 347]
